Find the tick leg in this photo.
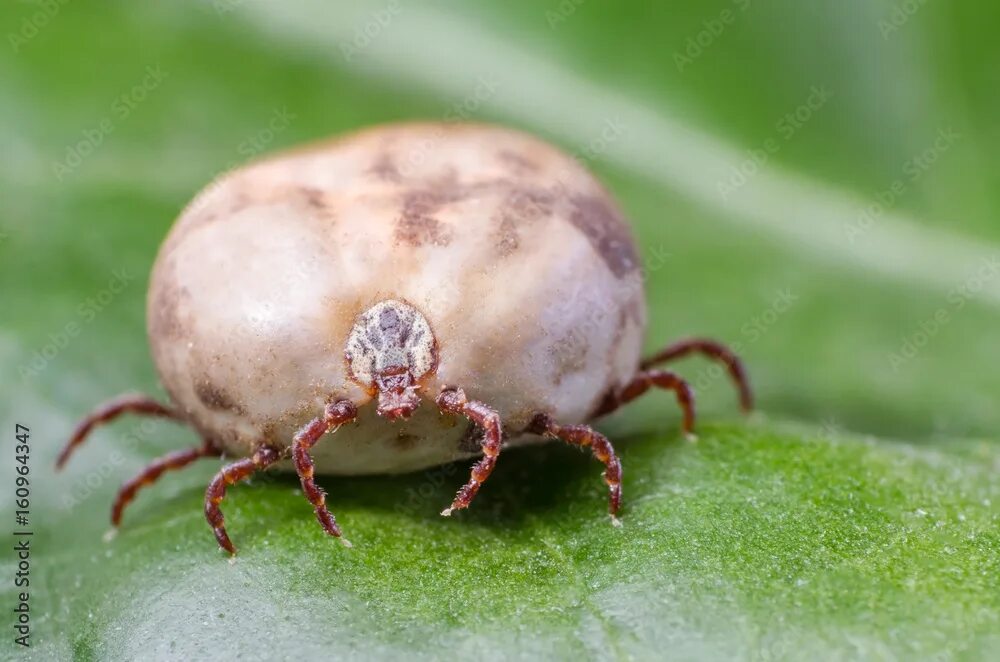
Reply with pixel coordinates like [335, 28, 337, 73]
[528, 414, 622, 523]
[205, 445, 281, 555]
[111, 439, 221, 527]
[641, 337, 753, 412]
[594, 369, 697, 437]
[436, 387, 503, 516]
[56, 393, 181, 470]
[291, 400, 358, 546]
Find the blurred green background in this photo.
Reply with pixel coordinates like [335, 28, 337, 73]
[1, 1, 998, 660]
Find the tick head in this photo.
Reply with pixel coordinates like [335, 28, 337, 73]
[345, 299, 437, 421]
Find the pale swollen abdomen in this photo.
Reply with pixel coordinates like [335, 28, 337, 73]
[147, 122, 647, 474]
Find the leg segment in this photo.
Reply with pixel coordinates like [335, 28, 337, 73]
[56, 393, 180, 469]
[436, 387, 503, 516]
[594, 369, 697, 436]
[528, 414, 622, 523]
[205, 445, 282, 555]
[291, 400, 358, 545]
[641, 337, 753, 412]
[111, 440, 221, 527]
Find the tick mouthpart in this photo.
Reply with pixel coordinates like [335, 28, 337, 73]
[375, 367, 420, 421]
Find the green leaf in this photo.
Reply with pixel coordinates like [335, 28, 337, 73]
[2, 1, 998, 660]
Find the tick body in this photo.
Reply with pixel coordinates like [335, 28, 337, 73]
[57, 122, 752, 553]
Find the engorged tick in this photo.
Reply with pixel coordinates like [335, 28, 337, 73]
[56, 122, 753, 554]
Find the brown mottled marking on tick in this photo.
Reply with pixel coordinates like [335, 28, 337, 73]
[624, 294, 645, 326]
[495, 216, 520, 256]
[299, 186, 326, 210]
[508, 186, 555, 218]
[195, 380, 245, 415]
[498, 149, 540, 174]
[568, 194, 639, 278]
[395, 190, 456, 247]
[150, 273, 186, 341]
[370, 152, 402, 182]
[217, 189, 252, 220]
[494, 186, 556, 256]
[259, 421, 280, 446]
[600, 306, 631, 380]
[549, 327, 589, 385]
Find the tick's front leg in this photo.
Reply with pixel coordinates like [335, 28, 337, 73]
[291, 400, 358, 546]
[436, 387, 503, 516]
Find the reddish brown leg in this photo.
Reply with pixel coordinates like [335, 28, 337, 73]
[291, 400, 359, 546]
[528, 414, 623, 524]
[641, 337, 753, 412]
[111, 439, 221, 527]
[205, 445, 282, 555]
[56, 393, 180, 470]
[436, 387, 503, 516]
[594, 369, 697, 437]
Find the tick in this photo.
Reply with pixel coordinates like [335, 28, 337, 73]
[57, 122, 752, 554]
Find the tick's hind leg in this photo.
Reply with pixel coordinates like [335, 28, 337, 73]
[642, 338, 753, 412]
[594, 369, 697, 438]
[111, 439, 221, 527]
[56, 393, 181, 469]
[436, 387, 503, 516]
[291, 400, 359, 546]
[205, 445, 282, 555]
[528, 414, 622, 523]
